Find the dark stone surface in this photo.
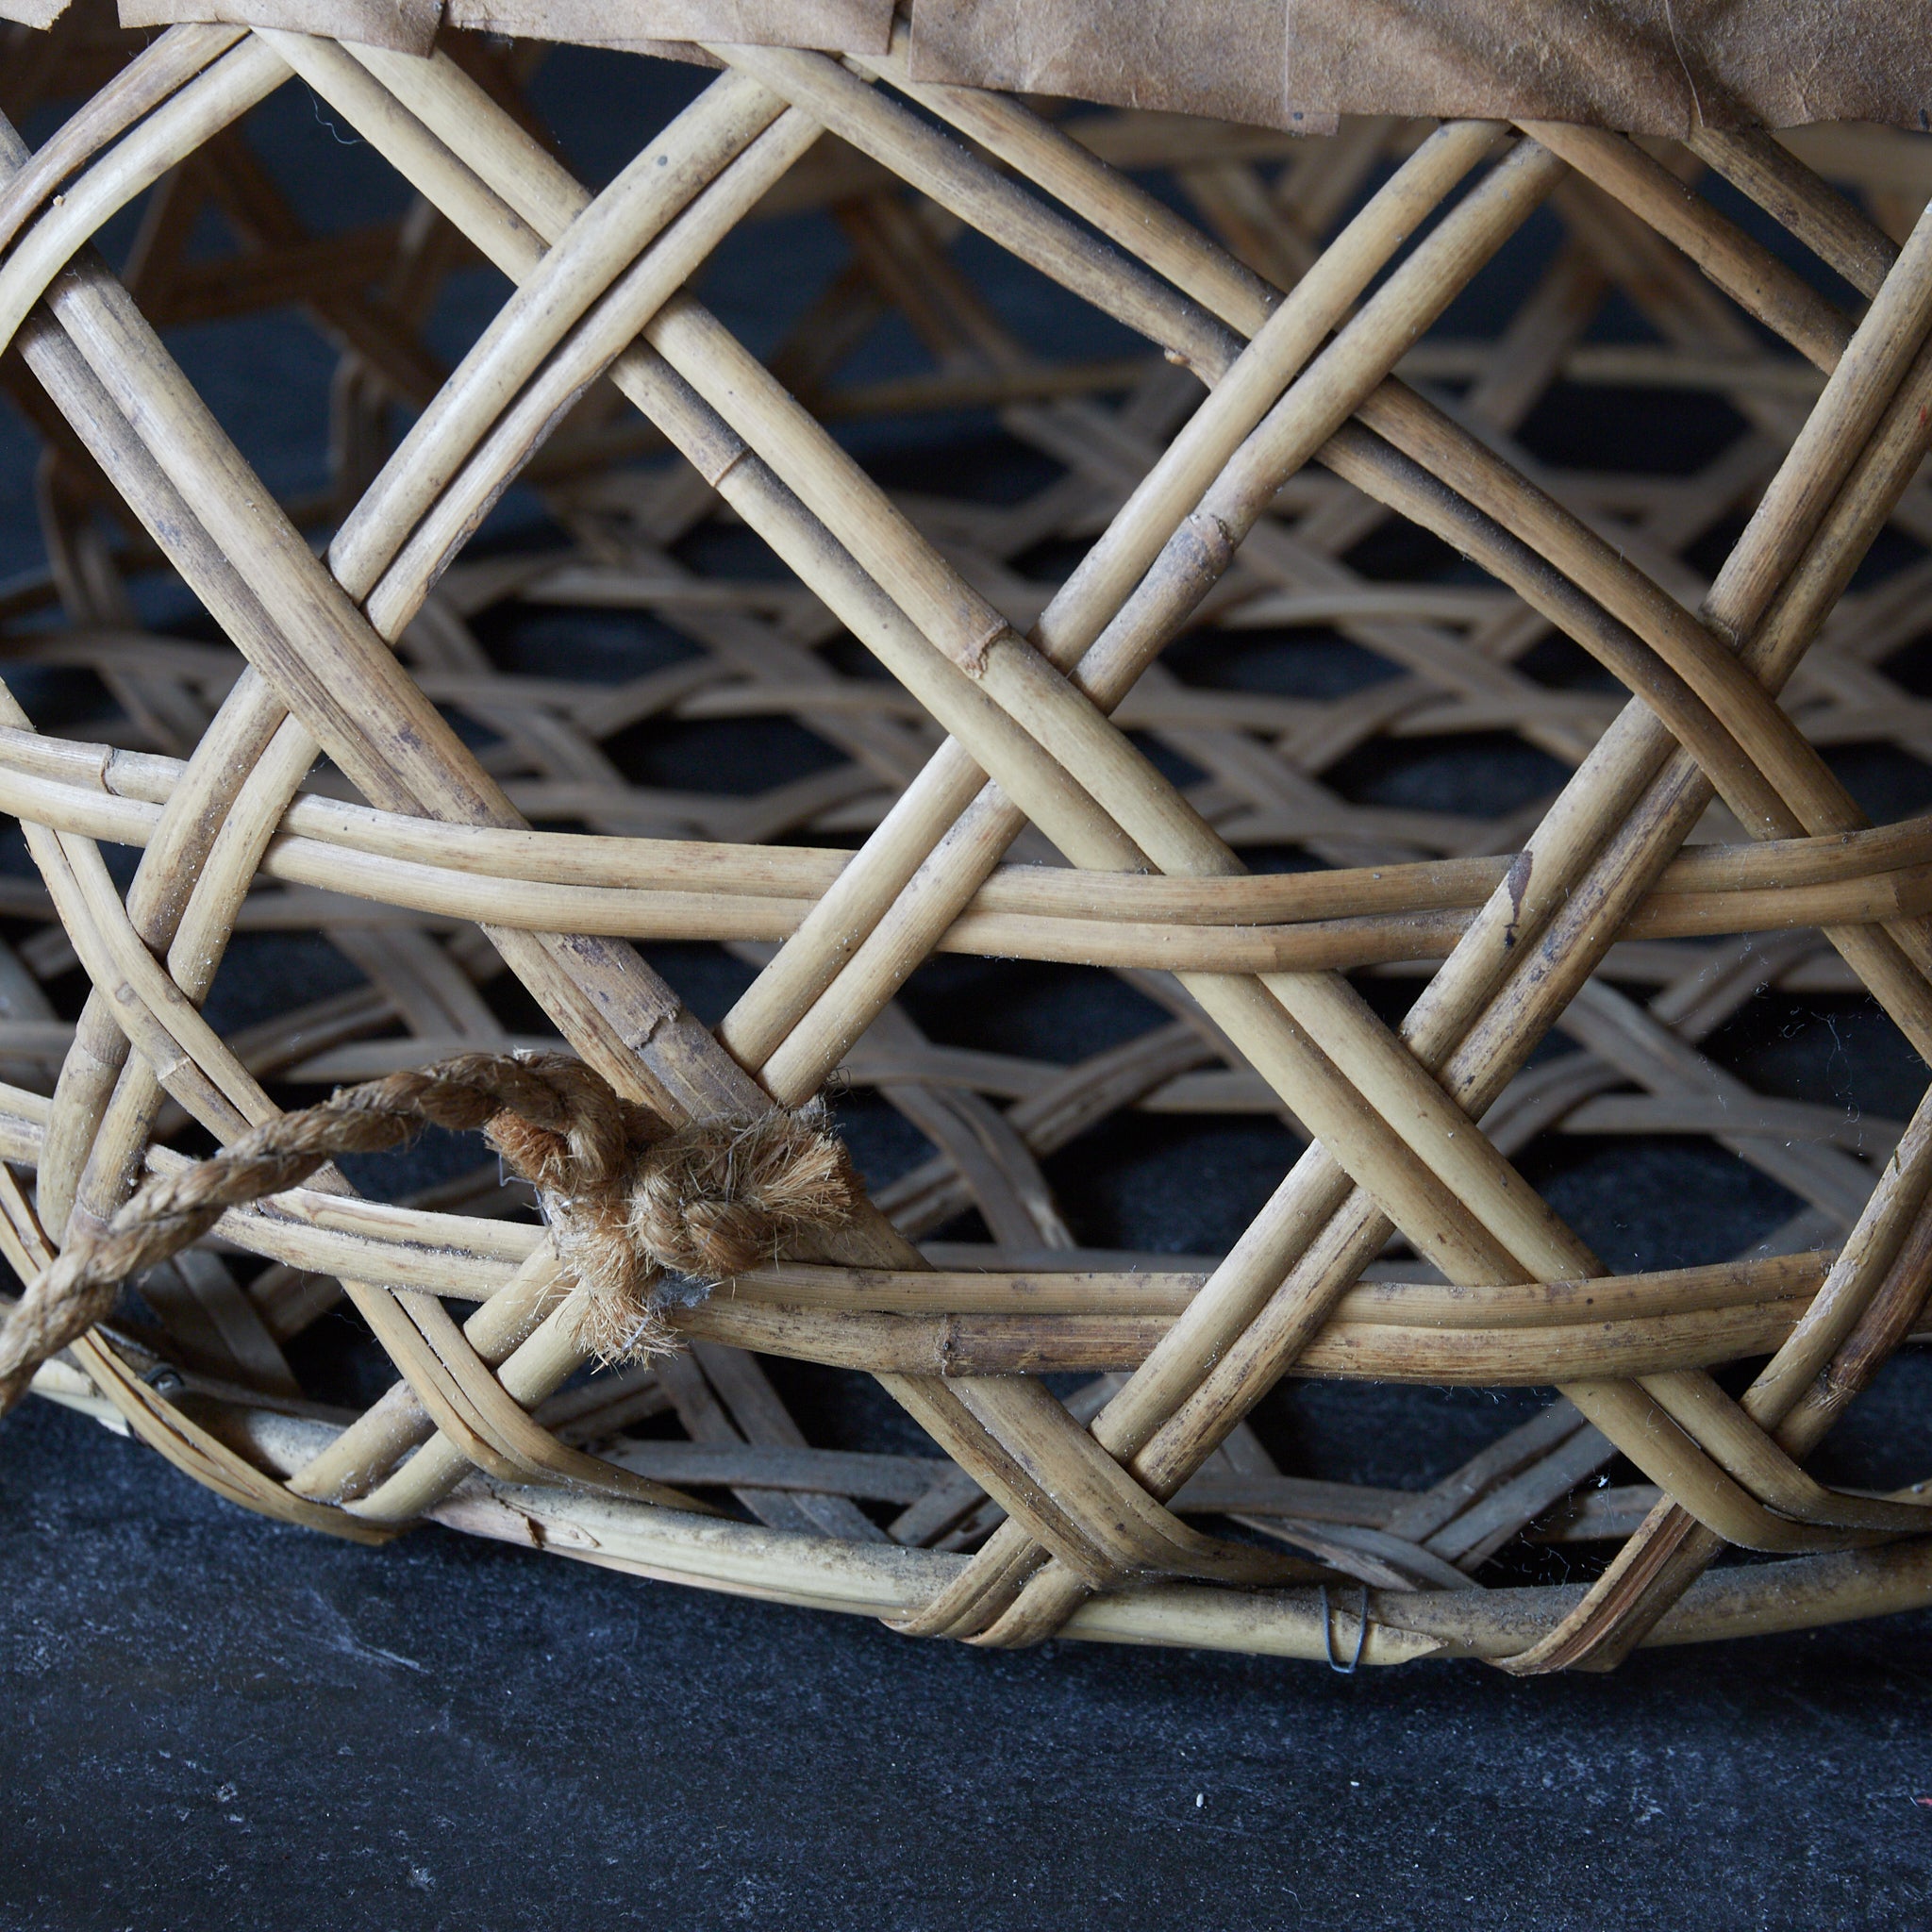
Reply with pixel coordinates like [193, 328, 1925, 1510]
[9, 1396, 1932, 1932]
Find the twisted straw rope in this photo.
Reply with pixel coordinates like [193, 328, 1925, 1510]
[0, 1052, 859, 1413]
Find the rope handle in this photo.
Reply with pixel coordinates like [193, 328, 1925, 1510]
[0, 1051, 859, 1414]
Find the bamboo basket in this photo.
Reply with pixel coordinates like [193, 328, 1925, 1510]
[5, 2, 1932, 1673]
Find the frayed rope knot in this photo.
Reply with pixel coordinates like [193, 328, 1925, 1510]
[0, 1052, 859, 1415]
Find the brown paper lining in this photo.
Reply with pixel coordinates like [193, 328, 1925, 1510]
[116, 0, 444, 54]
[0, 0, 1924, 135]
[908, 0, 1932, 138]
[443, 0, 891, 55]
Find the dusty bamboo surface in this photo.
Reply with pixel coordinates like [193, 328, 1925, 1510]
[6, 6, 1932, 1666]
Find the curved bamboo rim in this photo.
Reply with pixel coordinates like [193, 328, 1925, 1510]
[2, 724, 1931, 974]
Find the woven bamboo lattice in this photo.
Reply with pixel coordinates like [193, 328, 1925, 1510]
[7, 11, 1932, 1673]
